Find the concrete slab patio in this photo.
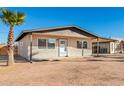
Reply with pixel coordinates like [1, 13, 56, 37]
[0, 55, 124, 85]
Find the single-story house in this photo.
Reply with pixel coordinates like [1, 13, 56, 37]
[16, 26, 99, 61]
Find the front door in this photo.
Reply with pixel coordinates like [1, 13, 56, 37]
[59, 39, 67, 56]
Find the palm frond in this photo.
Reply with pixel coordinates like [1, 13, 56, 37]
[0, 9, 25, 26]
[0, 9, 14, 26]
[15, 12, 25, 25]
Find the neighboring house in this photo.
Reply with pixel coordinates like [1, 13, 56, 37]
[112, 38, 124, 54]
[16, 26, 99, 61]
[92, 39, 116, 54]
[92, 38, 124, 54]
[0, 44, 8, 56]
[0, 43, 18, 56]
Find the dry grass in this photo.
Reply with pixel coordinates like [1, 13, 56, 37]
[0, 55, 124, 85]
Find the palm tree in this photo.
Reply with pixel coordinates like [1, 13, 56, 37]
[0, 9, 25, 66]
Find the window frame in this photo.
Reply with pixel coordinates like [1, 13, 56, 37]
[83, 41, 88, 49]
[38, 38, 56, 49]
[38, 39, 47, 49]
[48, 39, 56, 49]
[77, 40, 88, 49]
[77, 40, 82, 49]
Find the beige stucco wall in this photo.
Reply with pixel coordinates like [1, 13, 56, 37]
[32, 35, 58, 60]
[31, 33, 92, 60]
[68, 37, 92, 57]
[18, 35, 30, 60]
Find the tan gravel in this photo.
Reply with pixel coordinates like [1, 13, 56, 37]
[0, 55, 124, 86]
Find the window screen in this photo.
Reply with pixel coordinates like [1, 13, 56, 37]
[77, 41, 82, 48]
[38, 39, 47, 49]
[83, 41, 88, 49]
[48, 39, 56, 49]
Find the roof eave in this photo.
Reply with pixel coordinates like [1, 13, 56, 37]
[15, 26, 99, 41]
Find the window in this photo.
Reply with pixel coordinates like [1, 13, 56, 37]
[77, 41, 82, 48]
[83, 41, 87, 49]
[38, 39, 47, 49]
[48, 39, 56, 49]
[60, 41, 65, 44]
[38, 39, 56, 49]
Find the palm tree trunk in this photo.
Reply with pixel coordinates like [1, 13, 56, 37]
[7, 26, 14, 66]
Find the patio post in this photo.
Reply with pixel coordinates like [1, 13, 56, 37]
[30, 33, 32, 63]
[121, 41, 123, 53]
[97, 38, 99, 56]
[114, 41, 116, 54]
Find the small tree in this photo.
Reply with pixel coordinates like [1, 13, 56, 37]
[0, 9, 25, 66]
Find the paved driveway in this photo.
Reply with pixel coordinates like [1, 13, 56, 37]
[0, 55, 124, 85]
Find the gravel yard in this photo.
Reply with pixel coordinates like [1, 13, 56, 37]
[0, 55, 124, 85]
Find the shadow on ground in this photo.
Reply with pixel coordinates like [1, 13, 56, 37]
[1, 55, 124, 65]
[32, 59, 61, 62]
[0, 55, 28, 64]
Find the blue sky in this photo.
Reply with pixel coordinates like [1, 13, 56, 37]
[0, 7, 124, 43]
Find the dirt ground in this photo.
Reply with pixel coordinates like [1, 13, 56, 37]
[1, 55, 124, 86]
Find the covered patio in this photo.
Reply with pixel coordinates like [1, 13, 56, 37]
[92, 37, 117, 55]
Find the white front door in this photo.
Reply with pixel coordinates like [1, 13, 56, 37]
[59, 39, 67, 56]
